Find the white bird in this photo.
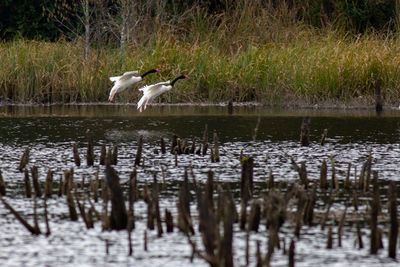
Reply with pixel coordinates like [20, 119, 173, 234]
[137, 75, 187, 112]
[108, 68, 160, 102]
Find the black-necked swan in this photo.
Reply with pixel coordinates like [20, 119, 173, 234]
[108, 68, 160, 102]
[137, 75, 187, 112]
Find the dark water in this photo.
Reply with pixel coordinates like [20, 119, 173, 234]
[0, 105, 399, 267]
[1, 105, 400, 144]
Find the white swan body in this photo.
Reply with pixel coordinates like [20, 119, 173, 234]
[137, 75, 187, 112]
[108, 69, 159, 102]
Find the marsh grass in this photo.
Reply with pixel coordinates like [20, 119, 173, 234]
[1, 2, 400, 105]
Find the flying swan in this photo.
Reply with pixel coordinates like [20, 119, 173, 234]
[137, 75, 187, 112]
[108, 68, 160, 102]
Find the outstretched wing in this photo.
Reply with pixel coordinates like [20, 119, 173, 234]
[109, 70, 139, 83]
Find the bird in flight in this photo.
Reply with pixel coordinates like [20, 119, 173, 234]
[108, 68, 160, 102]
[137, 75, 187, 112]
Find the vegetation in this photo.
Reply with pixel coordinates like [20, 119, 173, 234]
[1, 1, 400, 104]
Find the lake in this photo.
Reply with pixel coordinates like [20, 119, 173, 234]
[0, 105, 399, 267]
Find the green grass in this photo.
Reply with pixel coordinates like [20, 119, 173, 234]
[2, 14, 400, 105]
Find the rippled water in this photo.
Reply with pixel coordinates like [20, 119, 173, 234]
[0, 105, 400, 267]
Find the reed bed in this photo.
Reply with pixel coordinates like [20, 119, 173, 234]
[2, 2, 400, 105]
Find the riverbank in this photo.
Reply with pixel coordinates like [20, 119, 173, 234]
[1, 32, 400, 105]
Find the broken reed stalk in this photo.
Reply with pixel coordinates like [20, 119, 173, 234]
[165, 209, 174, 233]
[303, 188, 316, 226]
[300, 117, 310, 146]
[100, 144, 106, 165]
[86, 129, 94, 166]
[111, 145, 118, 165]
[370, 171, 380, 255]
[218, 192, 233, 267]
[202, 124, 208, 155]
[66, 189, 78, 221]
[337, 207, 347, 247]
[152, 175, 163, 237]
[135, 135, 143, 166]
[44, 197, 51, 236]
[330, 157, 339, 191]
[72, 143, 81, 166]
[105, 166, 128, 230]
[357, 222, 364, 249]
[252, 116, 261, 142]
[198, 189, 218, 262]
[128, 169, 136, 230]
[320, 128, 328, 145]
[248, 201, 261, 232]
[388, 181, 398, 259]
[18, 148, 30, 172]
[320, 159, 328, 190]
[144, 230, 148, 251]
[32, 194, 41, 234]
[128, 211, 133, 256]
[31, 166, 42, 197]
[177, 173, 194, 235]
[344, 163, 351, 190]
[44, 169, 53, 198]
[0, 170, 6, 196]
[211, 131, 220, 162]
[24, 169, 32, 198]
[160, 137, 166, 154]
[0, 196, 40, 235]
[288, 240, 295, 267]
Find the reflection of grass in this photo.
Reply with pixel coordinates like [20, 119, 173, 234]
[1, 9, 400, 104]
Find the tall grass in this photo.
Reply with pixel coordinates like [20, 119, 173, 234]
[1, 2, 400, 105]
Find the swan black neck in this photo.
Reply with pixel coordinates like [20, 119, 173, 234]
[170, 75, 186, 87]
[141, 68, 159, 78]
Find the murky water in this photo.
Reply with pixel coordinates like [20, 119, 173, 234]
[0, 105, 399, 267]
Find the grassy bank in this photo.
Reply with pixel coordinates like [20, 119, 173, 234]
[1, 31, 400, 105]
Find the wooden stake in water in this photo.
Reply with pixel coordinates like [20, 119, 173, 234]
[31, 166, 42, 197]
[327, 226, 333, 249]
[0, 196, 39, 235]
[112, 145, 118, 165]
[300, 117, 310, 146]
[86, 129, 94, 166]
[0, 170, 6, 196]
[388, 181, 398, 259]
[18, 148, 30, 172]
[165, 209, 174, 233]
[212, 131, 220, 162]
[105, 166, 128, 230]
[44, 197, 51, 236]
[370, 171, 380, 255]
[72, 143, 81, 166]
[202, 124, 208, 155]
[24, 169, 32, 198]
[160, 137, 166, 154]
[320, 128, 328, 146]
[100, 144, 106, 165]
[135, 135, 143, 166]
[288, 239, 295, 267]
[44, 169, 53, 198]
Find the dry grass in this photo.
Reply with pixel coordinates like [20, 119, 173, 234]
[1, 3, 400, 105]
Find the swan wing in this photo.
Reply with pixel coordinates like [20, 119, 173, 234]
[137, 81, 172, 112]
[119, 71, 140, 82]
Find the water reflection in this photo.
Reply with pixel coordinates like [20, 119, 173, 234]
[0, 105, 400, 144]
